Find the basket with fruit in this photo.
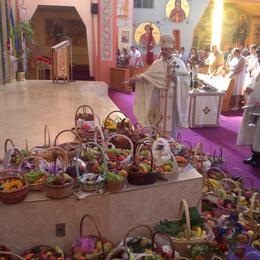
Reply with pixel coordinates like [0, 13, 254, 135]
[155, 200, 214, 257]
[0, 245, 24, 260]
[152, 138, 179, 179]
[208, 147, 225, 169]
[74, 105, 97, 141]
[102, 110, 128, 138]
[76, 142, 106, 192]
[44, 148, 73, 199]
[54, 129, 83, 163]
[105, 172, 127, 193]
[0, 169, 29, 204]
[106, 134, 134, 168]
[2, 139, 25, 169]
[18, 156, 49, 191]
[22, 245, 65, 260]
[119, 225, 175, 260]
[127, 144, 158, 186]
[239, 192, 260, 234]
[71, 214, 113, 260]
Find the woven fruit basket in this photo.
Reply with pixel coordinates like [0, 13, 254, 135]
[71, 214, 113, 259]
[155, 199, 214, 257]
[0, 169, 29, 204]
[2, 139, 24, 169]
[76, 142, 106, 192]
[127, 144, 158, 185]
[0, 248, 24, 260]
[18, 156, 49, 191]
[152, 138, 179, 180]
[117, 225, 175, 259]
[74, 104, 97, 141]
[44, 148, 73, 199]
[105, 173, 126, 193]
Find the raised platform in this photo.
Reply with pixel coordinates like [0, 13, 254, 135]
[0, 168, 202, 253]
[0, 80, 115, 156]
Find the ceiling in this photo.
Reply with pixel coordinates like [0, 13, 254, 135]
[224, 0, 260, 17]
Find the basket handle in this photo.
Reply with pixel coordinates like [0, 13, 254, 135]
[4, 139, 16, 154]
[44, 125, 51, 147]
[104, 110, 127, 124]
[54, 129, 82, 146]
[0, 251, 25, 260]
[0, 169, 27, 182]
[94, 126, 105, 147]
[152, 231, 175, 259]
[18, 156, 49, 173]
[39, 146, 69, 166]
[137, 125, 162, 142]
[123, 225, 153, 247]
[206, 167, 228, 179]
[237, 175, 255, 190]
[249, 192, 258, 221]
[74, 105, 95, 127]
[106, 134, 134, 166]
[79, 214, 104, 256]
[194, 142, 203, 157]
[178, 199, 191, 241]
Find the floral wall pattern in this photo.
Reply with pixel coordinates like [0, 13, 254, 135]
[101, 0, 113, 61]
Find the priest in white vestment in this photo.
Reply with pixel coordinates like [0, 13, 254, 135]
[237, 48, 260, 168]
[128, 34, 190, 139]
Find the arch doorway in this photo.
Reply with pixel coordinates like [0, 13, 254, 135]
[30, 5, 90, 80]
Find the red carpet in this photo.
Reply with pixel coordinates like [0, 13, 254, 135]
[108, 89, 260, 188]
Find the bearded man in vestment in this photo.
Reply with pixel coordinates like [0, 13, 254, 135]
[237, 48, 260, 168]
[128, 34, 190, 139]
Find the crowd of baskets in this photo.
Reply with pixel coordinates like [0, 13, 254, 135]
[0, 104, 259, 259]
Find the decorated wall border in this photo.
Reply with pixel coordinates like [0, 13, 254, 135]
[101, 0, 113, 61]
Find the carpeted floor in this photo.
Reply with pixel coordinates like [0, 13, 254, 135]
[108, 89, 260, 188]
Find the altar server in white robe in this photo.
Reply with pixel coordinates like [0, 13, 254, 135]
[237, 47, 260, 168]
[128, 34, 190, 139]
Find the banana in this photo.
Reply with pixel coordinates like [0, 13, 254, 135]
[196, 227, 202, 237]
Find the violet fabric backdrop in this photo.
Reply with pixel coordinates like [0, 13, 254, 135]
[108, 90, 260, 188]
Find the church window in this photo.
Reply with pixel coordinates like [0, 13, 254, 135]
[134, 0, 154, 9]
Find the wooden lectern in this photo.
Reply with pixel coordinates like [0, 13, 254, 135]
[52, 40, 71, 83]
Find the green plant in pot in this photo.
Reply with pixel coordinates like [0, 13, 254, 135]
[10, 20, 33, 81]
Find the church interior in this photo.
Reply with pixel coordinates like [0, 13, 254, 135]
[0, 0, 260, 259]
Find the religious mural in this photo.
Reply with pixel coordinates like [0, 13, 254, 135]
[45, 19, 87, 47]
[192, 1, 213, 50]
[253, 24, 260, 45]
[222, 4, 248, 49]
[134, 22, 160, 51]
[117, 0, 128, 18]
[166, 0, 190, 23]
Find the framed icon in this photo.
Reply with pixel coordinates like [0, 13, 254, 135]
[166, 0, 190, 23]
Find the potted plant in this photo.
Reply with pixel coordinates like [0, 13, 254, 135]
[10, 20, 33, 81]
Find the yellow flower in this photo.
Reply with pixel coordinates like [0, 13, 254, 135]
[2, 179, 24, 192]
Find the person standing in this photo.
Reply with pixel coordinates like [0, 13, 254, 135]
[246, 44, 258, 77]
[226, 48, 246, 110]
[188, 47, 200, 69]
[237, 47, 260, 168]
[179, 46, 188, 64]
[128, 34, 190, 138]
[206, 45, 224, 77]
[129, 45, 143, 68]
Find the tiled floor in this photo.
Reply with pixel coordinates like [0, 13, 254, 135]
[0, 80, 117, 156]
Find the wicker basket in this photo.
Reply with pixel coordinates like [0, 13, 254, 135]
[94, 126, 105, 147]
[239, 192, 260, 233]
[127, 144, 158, 185]
[72, 214, 113, 259]
[105, 178, 126, 193]
[54, 129, 82, 163]
[44, 150, 73, 199]
[0, 250, 24, 260]
[169, 200, 214, 257]
[76, 142, 106, 192]
[2, 139, 24, 169]
[0, 169, 29, 204]
[18, 156, 49, 191]
[74, 104, 97, 141]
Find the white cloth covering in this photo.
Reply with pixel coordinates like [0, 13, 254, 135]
[133, 56, 190, 138]
[237, 66, 260, 152]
